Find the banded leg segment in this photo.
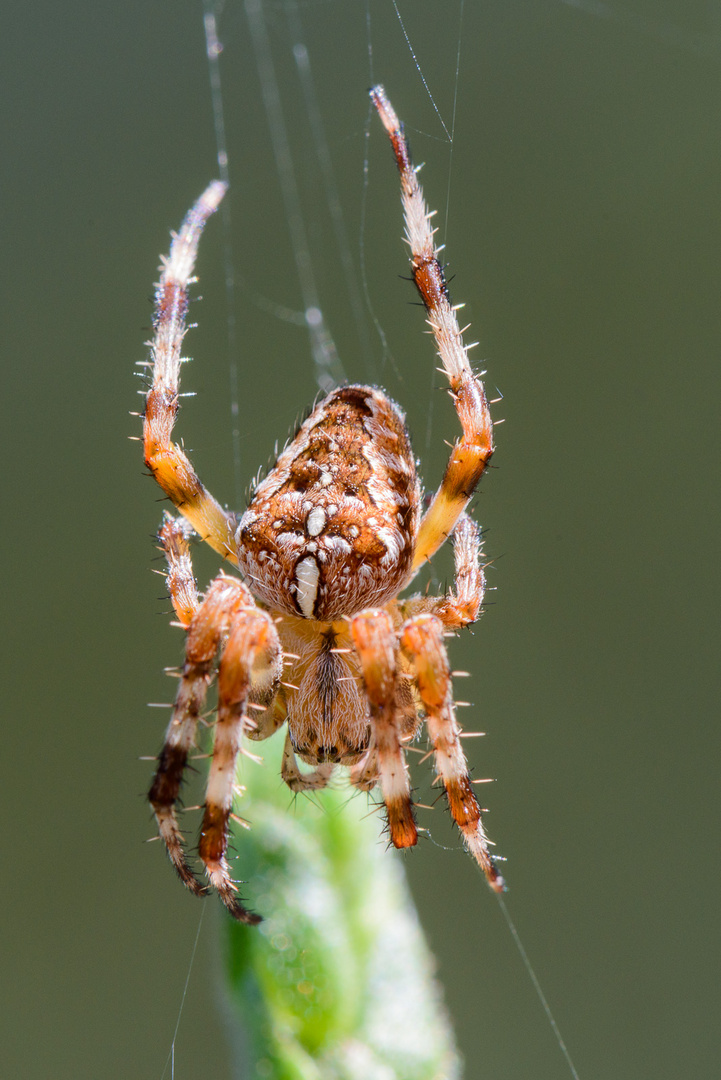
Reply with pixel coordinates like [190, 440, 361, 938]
[350, 609, 417, 848]
[401, 613, 504, 892]
[199, 607, 282, 923]
[371, 87, 494, 573]
[149, 572, 248, 895]
[144, 181, 237, 560]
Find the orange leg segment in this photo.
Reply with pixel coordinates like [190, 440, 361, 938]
[151, 515, 281, 923]
[401, 613, 504, 892]
[198, 607, 282, 924]
[148, 572, 248, 896]
[350, 609, 417, 849]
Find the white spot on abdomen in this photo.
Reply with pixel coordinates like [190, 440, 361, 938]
[294, 556, 320, 618]
[306, 507, 326, 537]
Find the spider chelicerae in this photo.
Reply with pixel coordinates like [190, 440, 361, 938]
[143, 85, 504, 923]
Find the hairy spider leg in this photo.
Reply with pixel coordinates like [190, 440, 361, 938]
[371, 87, 494, 575]
[153, 515, 284, 923]
[349, 747, 379, 792]
[281, 733, 335, 793]
[401, 614, 504, 893]
[198, 605, 282, 924]
[350, 609, 418, 849]
[397, 513, 487, 630]
[149, 561, 250, 897]
[434, 514, 486, 629]
[156, 513, 201, 628]
[144, 181, 238, 561]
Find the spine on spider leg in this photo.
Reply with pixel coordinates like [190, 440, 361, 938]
[219, 731, 461, 1080]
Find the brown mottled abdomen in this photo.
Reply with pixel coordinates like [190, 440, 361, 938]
[236, 386, 421, 621]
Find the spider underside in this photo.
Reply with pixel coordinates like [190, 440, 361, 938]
[143, 86, 504, 923]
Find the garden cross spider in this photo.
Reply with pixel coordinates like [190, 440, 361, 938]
[143, 85, 504, 923]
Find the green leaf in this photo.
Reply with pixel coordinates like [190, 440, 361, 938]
[222, 731, 461, 1080]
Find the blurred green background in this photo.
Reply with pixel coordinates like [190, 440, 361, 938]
[2, 1, 720, 1076]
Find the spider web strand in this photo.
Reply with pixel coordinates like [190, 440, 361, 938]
[244, 0, 346, 394]
[203, 4, 244, 506]
[496, 895, 582, 1080]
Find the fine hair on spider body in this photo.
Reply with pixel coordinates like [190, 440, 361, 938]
[142, 85, 504, 924]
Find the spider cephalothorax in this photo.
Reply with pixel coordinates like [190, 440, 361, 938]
[143, 86, 504, 923]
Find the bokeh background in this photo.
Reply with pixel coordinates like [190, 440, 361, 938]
[2, 1, 720, 1077]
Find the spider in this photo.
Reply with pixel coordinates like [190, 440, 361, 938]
[142, 85, 504, 923]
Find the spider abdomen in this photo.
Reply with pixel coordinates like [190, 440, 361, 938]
[236, 385, 421, 620]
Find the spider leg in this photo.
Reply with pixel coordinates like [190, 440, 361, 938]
[401, 613, 504, 892]
[349, 748, 379, 793]
[434, 514, 486, 630]
[350, 609, 417, 849]
[245, 687, 287, 743]
[148, 559, 249, 896]
[198, 606, 282, 924]
[396, 514, 485, 631]
[157, 511, 200, 628]
[281, 733, 335, 793]
[144, 182, 238, 561]
[371, 87, 494, 574]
